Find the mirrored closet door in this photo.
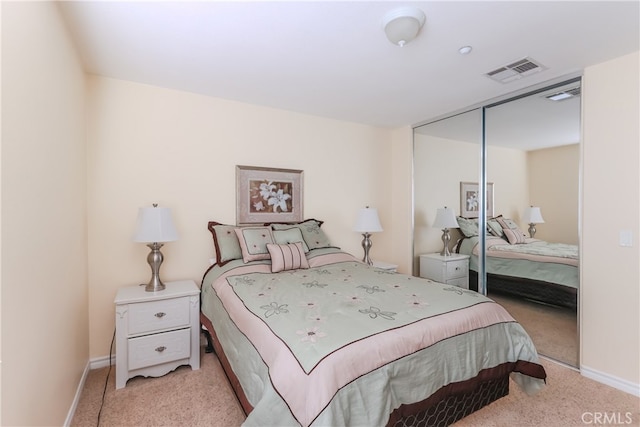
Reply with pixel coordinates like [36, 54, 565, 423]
[413, 78, 581, 367]
[413, 109, 484, 291]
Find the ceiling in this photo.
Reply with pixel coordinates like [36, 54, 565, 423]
[415, 79, 582, 150]
[59, 1, 639, 129]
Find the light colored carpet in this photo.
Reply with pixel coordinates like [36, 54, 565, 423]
[454, 358, 639, 427]
[488, 292, 578, 367]
[72, 347, 639, 427]
[71, 347, 246, 427]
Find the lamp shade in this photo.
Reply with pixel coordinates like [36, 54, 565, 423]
[382, 7, 426, 47]
[354, 207, 383, 233]
[433, 207, 459, 229]
[523, 206, 545, 224]
[133, 205, 178, 243]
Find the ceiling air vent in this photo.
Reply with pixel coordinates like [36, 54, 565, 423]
[485, 57, 546, 83]
[545, 87, 581, 101]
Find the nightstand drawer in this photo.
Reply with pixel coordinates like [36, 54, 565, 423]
[128, 297, 190, 335]
[446, 260, 468, 279]
[115, 280, 200, 389]
[447, 277, 468, 288]
[128, 328, 191, 370]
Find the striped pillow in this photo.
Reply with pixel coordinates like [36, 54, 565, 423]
[266, 242, 309, 273]
[496, 218, 526, 245]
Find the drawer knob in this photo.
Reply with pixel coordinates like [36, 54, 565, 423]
[154, 312, 166, 318]
[455, 267, 460, 271]
[155, 346, 166, 353]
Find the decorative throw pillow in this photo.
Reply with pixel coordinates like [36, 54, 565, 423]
[487, 216, 505, 238]
[207, 221, 243, 266]
[273, 227, 310, 252]
[496, 217, 526, 245]
[266, 242, 310, 273]
[502, 218, 524, 232]
[271, 219, 332, 250]
[456, 217, 479, 238]
[234, 226, 275, 263]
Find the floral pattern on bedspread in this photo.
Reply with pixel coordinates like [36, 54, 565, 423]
[226, 261, 485, 373]
[206, 250, 543, 427]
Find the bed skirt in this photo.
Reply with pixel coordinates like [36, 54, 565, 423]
[201, 313, 254, 415]
[200, 312, 510, 426]
[470, 270, 577, 310]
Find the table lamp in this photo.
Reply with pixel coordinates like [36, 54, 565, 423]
[133, 204, 178, 292]
[433, 206, 459, 256]
[354, 206, 383, 265]
[523, 206, 544, 238]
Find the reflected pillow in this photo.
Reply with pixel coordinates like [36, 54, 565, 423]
[502, 218, 524, 231]
[267, 242, 309, 273]
[496, 217, 526, 245]
[456, 217, 480, 238]
[487, 216, 505, 238]
[234, 226, 275, 263]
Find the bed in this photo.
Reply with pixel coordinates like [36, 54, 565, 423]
[201, 219, 547, 427]
[455, 216, 579, 310]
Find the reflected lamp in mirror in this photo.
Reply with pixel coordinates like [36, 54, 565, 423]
[133, 204, 178, 292]
[433, 207, 459, 257]
[523, 206, 545, 238]
[354, 206, 383, 265]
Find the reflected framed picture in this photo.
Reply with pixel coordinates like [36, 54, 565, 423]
[460, 182, 494, 218]
[236, 165, 304, 224]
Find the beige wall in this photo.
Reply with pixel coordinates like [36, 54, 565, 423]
[528, 144, 580, 244]
[1, 2, 88, 426]
[581, 51, 639, 388]
[389, 126, 414, 274]
[487, 146, 530, 223]
[86, 76, 397, 357]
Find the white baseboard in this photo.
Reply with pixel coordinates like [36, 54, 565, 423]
[581, 365, 640, 397]
[64, 355, 116, 426]
[63, 360, 91, 427]
[90, 354, 116, 370]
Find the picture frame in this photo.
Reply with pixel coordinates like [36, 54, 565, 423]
[460, 182, 494, 218]
[236, 165, 304, 224]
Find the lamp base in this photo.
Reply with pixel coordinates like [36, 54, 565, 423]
[144, 242, 166, 292]
[361, 232, 374, 265]
[145, 277, 166, 293]
[528, 223, 537, 238]
[439, 228, 452, 257]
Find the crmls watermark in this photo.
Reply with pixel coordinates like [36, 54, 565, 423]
[581, 412, 634, 425]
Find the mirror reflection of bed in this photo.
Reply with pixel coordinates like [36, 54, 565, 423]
[413, 78, 581, 368]
[461, 227, 579, 368]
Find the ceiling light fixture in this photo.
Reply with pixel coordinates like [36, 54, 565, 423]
[545, 87, 581, 101]
[458, 46, 472, 55]
[382, 7, 426, 47]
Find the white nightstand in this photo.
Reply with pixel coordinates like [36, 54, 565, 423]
[373, 260, 398, 272]
[114, 280, 200, 389]
[419, 253, 470, 289]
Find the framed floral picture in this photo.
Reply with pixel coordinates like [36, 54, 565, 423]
[236, 165, 304, 224]
[460, 182, 494, 218]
